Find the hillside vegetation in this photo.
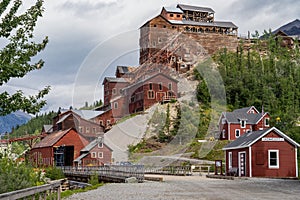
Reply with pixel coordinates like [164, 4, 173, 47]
[130, 32, 300, 161]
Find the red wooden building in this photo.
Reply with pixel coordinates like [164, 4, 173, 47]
[223, 127, 299, 178]
[74, 137, 113, 167]
[96, 72, 178, 129]
[52, 109, 105, 142]
[29, 128, 89, 167]
[219, 106, 270, 140]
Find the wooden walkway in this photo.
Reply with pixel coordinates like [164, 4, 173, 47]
[61, 165, 145, 183]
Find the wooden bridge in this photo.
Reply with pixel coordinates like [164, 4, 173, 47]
[61, 165, 145, 183]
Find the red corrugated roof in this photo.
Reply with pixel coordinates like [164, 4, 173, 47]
[32, 128, 71, 148]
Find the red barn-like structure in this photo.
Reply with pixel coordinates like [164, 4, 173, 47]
[30, 128, 89, 167]
[223, 127, 299, 178]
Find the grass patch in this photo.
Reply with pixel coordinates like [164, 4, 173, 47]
[60, 183, 104, 199]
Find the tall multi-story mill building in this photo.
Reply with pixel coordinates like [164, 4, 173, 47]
[139, 4, 238, 71]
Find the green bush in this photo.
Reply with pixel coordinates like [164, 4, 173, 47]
[0, 157, 44, 193]
[88, 173, 99, 185]
[44, 167, 65, 180]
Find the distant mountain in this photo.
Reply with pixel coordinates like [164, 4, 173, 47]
[273, 19, 300, 36]
[0, 111, 32, 134]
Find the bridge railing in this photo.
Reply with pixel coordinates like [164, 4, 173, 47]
[61, 165, 145, 183]
[0, 180, 62, 200]
[144, 166, 192, 176]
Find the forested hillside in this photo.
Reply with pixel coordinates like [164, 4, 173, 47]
[8, 111, 56, 138]
[196, 32, 300, 142]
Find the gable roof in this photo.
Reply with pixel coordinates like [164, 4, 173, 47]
[80, 137, 112, 152]
[223, 112, 266, 124]
[233, 106, 259, 114]
[116, 66, 136, 75]
[163, 6, 183, 14]
[223, 127, 300, 150]
[58, 109, 104, 121]
[42, 125, 53, 133]
[177, 4, 215, 13]
[74, 137, 113, 162]
[102, 77, 128, 85]
[32, 128, 72, 148]
[168, 20, 238, 29]
[122, 72, 178, 91]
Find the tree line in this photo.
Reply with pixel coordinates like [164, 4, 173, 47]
[195, 31, 300, 142]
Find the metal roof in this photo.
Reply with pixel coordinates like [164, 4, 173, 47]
[104, 77, 128, 83]
[233, 106, 258, 113]
[43, 125, 53, 133]
[116, 66, 136, 74]
[74, 152, 88, 162]
[122, 72, 178, 91]
[177, 4, 215, 13]
[32, 129, 71, 148]
[223, 112, 265, 124]
[168, 19, 238, 29]
[163, 6, 183, 14]
[223, 127, 300, 150]
[72, 110, 104, 120]
[56, 113, 71, 124]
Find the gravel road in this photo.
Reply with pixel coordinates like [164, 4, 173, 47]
[65, 175, 300, 200]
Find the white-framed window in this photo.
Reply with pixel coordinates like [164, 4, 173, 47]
[265, 118, 270, 127]
[171, 56, 176, 62]
[222, 118, 226, 124]
[228, 152, 232, 169]
[79, 126, 83, 133]
[86, 127, 90, 133]
[98, 152, 103, 158]
[158, 37, 162, 43]
[93, 127, 96, 133]
[114, 102, 118, 109]
[149, 82, 153, 90]
[235, 129, 240, 138]
[222, 129, 226, 138]
[159, 82, 163, 91]
[148, 90, 155, 99]
[91, 152, 97, 158]
[112, 88, 117, 95]
[241, 120, 246, 128]
[107, 120, 111, 125]
[168, 83, 172, 90]
[99, 120, 103, 126]
[268, 150, 279, 168]
[98, 143, 103, 148]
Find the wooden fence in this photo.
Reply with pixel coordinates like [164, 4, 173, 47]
[61, 165, 145, 183]
[0, 180, 62, 200]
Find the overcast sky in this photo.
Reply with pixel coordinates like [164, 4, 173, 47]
[2, 0, 299, 113]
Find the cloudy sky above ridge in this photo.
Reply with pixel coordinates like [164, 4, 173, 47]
[2, 0, 299, 113]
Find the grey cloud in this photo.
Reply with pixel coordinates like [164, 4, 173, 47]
[60, 0, 122, 17]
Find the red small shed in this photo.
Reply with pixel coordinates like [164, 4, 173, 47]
[223, 127, 300, 178]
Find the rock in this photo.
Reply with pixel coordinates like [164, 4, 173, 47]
[125, 177, 138, 183]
